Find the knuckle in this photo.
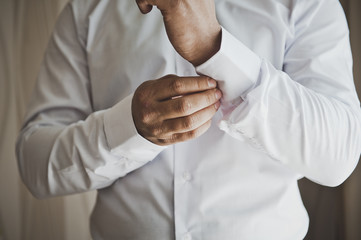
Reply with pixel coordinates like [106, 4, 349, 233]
[184, 115, 197, 130]
[141, 98, 152, 109]
[187, 129, 199, 139]
[138, 90, 149, 101]
[136, 90, 151, 105]
[139, 110, 154, 123]
[150, 126, 162, 137]
[170, 78, 185, 93]
[177, 99, 192, 114]
[169, 133, 179, 142]
[196, 79, 203, 90]
[136, 80, 157, 101]
[139, 112, 149, 123]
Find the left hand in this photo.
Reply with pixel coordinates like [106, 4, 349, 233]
[135, 0, 222, 66]
[132, 75, 222, 145]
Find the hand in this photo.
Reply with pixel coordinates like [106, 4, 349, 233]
[135, 0, 221, 66]
[132, 75, 222, 146]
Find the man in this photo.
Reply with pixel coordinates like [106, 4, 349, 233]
[16, 0, 361, 239]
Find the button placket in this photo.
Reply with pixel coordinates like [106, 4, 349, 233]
[174, 54, 200, 240]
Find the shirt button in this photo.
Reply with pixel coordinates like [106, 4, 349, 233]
[182, 171, 192, 182]
[183, 233, 192, 240]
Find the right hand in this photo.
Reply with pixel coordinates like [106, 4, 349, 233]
[135, 0, 221, 66]
[132, 75, 222, 146]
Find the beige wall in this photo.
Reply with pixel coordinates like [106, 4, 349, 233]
[0, 1, 95, 239]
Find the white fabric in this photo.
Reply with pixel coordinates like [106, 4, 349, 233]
[15, 0, 361, 239]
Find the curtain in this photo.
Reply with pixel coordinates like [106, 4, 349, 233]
[0, 1, 95, 240]
[341, 1, 361, 238]
[0, 0, 360, 239]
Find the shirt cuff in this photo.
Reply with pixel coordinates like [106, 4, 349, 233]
[196, 27, 262, 103]
[103, 94, 167, 162]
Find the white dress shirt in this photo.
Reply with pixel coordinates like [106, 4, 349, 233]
[16, 0, 361, 239]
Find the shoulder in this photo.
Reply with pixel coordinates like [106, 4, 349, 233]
[62, 0, 104, 47]
[291, 0, 347, 32]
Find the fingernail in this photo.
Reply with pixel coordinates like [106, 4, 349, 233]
[208, 78, 217, 87]
[215, 90, 222, 99]
[214, 101, 221, 110]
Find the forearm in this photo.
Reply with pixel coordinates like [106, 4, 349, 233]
[218, 61, 361, 186]
[196, 1, 361, 186]
[136, 0, 222, 66]
[17, 95, 165, 198]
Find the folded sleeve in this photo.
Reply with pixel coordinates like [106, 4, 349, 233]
[196, 0, 361, 187]
[16, 3, 165, 199]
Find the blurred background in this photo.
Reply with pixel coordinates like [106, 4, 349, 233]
[0, 0, 360, 239]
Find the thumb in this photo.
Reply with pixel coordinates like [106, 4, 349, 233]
[136, 0, 153, 14]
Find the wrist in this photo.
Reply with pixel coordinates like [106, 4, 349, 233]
[190, 26, 222, 66]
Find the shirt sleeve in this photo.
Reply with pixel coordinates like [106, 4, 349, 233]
[16, 3, 166, 199]
[196, 0, 361, 187]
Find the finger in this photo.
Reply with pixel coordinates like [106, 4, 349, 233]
[136, 0, 153, 14]
[159, 101, 220, 137]
[157, 119, 213, 145]
[155, 75, 217, 101]
[158, 88, 222, 119]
